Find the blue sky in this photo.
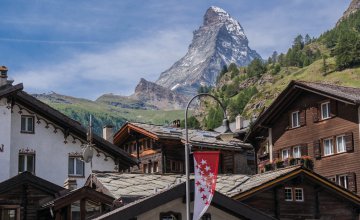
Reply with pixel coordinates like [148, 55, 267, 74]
[0, 0, 351, 99]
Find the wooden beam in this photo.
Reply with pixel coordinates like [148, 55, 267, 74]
[273, 187, 279, 219]
[80, 199, 86, 220]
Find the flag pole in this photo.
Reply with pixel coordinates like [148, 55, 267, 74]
[184, 93, 232, 220]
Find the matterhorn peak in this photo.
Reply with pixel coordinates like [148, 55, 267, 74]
[204, 6, 231, 25]
[156, 6, 261, 96]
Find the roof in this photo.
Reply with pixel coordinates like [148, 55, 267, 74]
[229, 166, 360, 205]
[0, 171, 66, 196]
[94, 180, 275, 220]
[41, 186, 114, 210]
[114, 122, 253, 150]
[246, 80, 360, 141]
[86, 172, 249, 200]
[0, 84, 138, 169]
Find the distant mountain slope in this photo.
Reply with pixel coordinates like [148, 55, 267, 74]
[33, 93, 183, 135]
[156, 6, 261, 96]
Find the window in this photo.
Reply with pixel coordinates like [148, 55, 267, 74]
[160, 211, 181, 220]
[291, 111, 300, 128]
[294, 188, 304, 201]
[18, 153, 35, 173]
[284, 187, 293, 201]
[0, 208, 18, 220]
[68, 157, 84, 176]
[148, 163, 152, 173]
[282, 149, 289, 160]
[321, 102, 330, 119]
[191, 213, 211, 220]
[336, 135, 346, 153]
[328, 176, 336, 183]
[153, 162, 159, 173]
[338, 175, 348, 189]
[323, 138, 334, 156]
[170, 160, 183, 172]
[21, 116, 34, 133]
[293, 146, 301, 158]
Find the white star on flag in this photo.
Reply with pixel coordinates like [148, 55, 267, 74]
[193, 151, 220, 220]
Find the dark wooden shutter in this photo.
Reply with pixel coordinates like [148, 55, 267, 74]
[345, 132, 354, 152]
[300, 110, 306, 126]
[301, 144, 308, 156]
[286, 112, 292, 130]
[312, 106, 319, 122]
[273, 151, 280, 160]
[313, 140, 321, 159]
[330, 100, 337, 117]
[347, 172, 357, 193]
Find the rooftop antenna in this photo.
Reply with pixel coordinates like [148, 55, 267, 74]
[83, 114, 94, 186]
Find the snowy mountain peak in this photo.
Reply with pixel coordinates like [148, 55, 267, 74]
[155, 6, 261, 96]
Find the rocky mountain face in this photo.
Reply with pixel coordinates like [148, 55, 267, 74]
[130, 78, 188, 110]
[337, 0, 360, 25]
[155, 6, 261, 96]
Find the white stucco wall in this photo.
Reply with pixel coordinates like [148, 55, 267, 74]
[1, 103, 117, 187]
[137, 198, 242, 220]
[0, 98, 12, 181]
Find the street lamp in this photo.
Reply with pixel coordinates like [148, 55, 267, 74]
[184, 93, 233, 220]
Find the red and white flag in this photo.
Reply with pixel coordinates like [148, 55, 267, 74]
[193, 151, 220, 220]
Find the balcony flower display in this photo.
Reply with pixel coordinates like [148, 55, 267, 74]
[301, 156, 313, 169]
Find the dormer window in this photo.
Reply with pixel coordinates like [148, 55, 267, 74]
[291, 111, 300, 128]
[321, 102, 330, 119]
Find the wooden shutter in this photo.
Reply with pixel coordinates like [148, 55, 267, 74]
[345, 132, 354, 152]
[330, 100, 337, 117]
[286, 112, 291, 130]
[347, 172, 357, 193]
[313, 140, 321, 159]
[299, 110, 306, 126]
[312, 106, 319, 122]
[273, 151, 280, 160]
[301, 144, 308, 156]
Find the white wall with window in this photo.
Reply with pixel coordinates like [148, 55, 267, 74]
[0, 102, 117, 187]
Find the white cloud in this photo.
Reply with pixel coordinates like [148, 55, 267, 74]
[13, 28, 192, 99]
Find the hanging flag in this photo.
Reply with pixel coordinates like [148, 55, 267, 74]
[193, 151, 220, 220]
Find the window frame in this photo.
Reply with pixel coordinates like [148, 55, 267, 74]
[294, 188, 304, 202]
[18, 153, 35, 174]
[159, 211, 181, 220]
[338, 175, 348, 189]
[20, 115, 35, 134]
[291, 111, 300, 128]
[321, 102, 330, 120]
[282, 149, 290, 160]
[336, 135, 346, 153]
[293, 146, 301, 158]
[284, 187, 293, 201]
[323, 138, 334, 156]
[68, 157, 85, 177]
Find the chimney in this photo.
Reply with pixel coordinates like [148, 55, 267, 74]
[235, 115, 244, 130]
[171, 119, 181, 128]
[103, 125, 114, 143]
[0, 66, 8, 87]
[64, 178, 77, 190]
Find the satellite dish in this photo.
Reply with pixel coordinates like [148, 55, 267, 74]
[82, 145, 94, 163]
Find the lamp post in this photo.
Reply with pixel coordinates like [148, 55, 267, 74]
[184, 93, 233, 220]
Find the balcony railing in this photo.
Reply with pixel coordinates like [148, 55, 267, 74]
[258, 156, 313, 173]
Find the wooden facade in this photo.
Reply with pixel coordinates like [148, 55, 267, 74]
[232, 167, 360, 220]
[114, 122, 255, 175]
[247, 81, 360, 195]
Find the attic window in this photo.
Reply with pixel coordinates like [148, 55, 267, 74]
[291, 111, 300, 128]
[321, 102, 330, 119]
[21, 115, 34, 133]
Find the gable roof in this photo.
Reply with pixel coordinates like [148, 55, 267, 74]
[246, 80, 360, 141]
[114, 122, 252, 150]
[86, 172, 249, 201]
[41, 186, 114, 210]
[94, 180, 275, 220]
[0, 84, 138, 169]
[229, 166, 360, 206]
[0, 171, 66, 196]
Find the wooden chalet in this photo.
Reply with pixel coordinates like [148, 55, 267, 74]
[246, 80, 360, 194]
[228, 166, 360, 220]
[0, 172, 115, 220]
[113, 122, 255, 175]
[93, 180, 275, 220]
